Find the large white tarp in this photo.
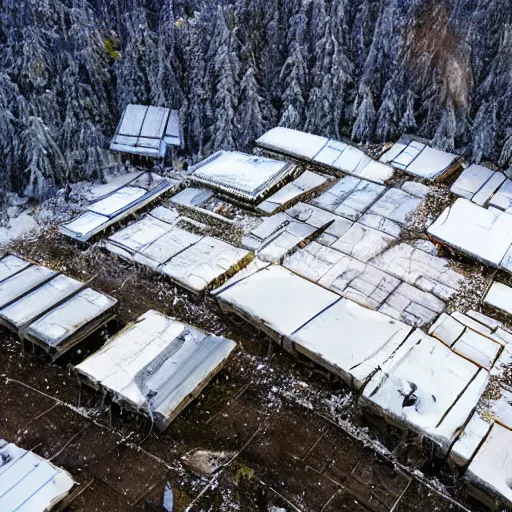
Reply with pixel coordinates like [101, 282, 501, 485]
[215, 264, 339, 342]
[289, 298, 413, 389]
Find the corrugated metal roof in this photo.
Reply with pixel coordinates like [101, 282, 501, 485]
[190, 150, 296, 202]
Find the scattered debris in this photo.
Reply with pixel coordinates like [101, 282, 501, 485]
[183, 450, 235, 477]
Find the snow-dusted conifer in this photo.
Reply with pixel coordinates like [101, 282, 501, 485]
[208, 6, 240, 152]
[472, 101, 497, 163]
[236, 66, 265, 150]
[351, 89, 376, 143]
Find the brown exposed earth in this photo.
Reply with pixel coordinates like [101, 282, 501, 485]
[0, 229, 490, 511]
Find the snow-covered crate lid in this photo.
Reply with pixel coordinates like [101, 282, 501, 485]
[0, 274, 83, 333]
[189, 150, 296, 202]
[59, 174, 177, 242]
[256, 127, 329, 160]
[0, 439, 75, 511]
[24, 288, 117, 358]
[0, 265, 59, 310]
[380, 134, 462, 181]
[75, 310, 236, 430]
[0, 254, 31, 284]
[256, 128, 394, 184]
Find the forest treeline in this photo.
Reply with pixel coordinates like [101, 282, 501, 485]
[0, 0, 511, 199]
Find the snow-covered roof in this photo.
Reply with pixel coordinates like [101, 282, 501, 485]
[255, 127, 394, 184]
[379, 135, 462, 181]
[75, 310, 236, 430]
[59, 172, 178, 242]
[110, 104, 183, 158]
[190, 150, 296, 202]
[0, 438, 75, 511]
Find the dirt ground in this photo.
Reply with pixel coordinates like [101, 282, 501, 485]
[0, 230, 489, 511]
